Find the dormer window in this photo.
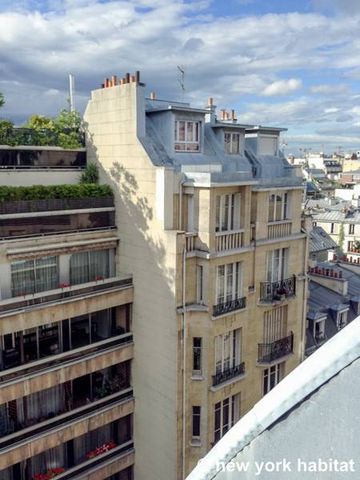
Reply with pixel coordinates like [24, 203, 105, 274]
[174, 120, 200, 152]
[224, 132, 240, 154]
[314, 318, 325, 341]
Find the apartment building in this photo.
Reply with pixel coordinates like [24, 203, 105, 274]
[0, 145, 134, 479]
[84, 72, 308, 479]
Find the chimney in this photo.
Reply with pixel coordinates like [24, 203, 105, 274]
[136, 71, 140, 83]
[125, 73, 130, 83]
[111, 75, 117, 86]
[150, 91, 156, 100]
[205, 96, 216, 124]
[208, 97, 213, 107]
[131, 75, 136, 83]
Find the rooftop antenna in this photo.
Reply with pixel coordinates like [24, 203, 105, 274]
[69, 73, 75, 112]
[177, 65, 185, 101]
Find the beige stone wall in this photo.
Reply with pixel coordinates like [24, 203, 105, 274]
[84, 82, 179, 480]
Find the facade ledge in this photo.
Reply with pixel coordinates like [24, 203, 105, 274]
[254, 232, 306, 246]
[190, 439, 202, 448]
[257, 295, 296, 307]
[211, 307, 248, 320]
[256, 352, 294, 367]
[191, 374, 204, 381]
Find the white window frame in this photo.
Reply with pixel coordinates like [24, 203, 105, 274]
[268, 192, 289, 222]
[214, 394, 240, 443]
[174, 120, 201, 152]
[349, 224, 355, 235]
[337, 310, 348, 330]
[215, 329, 241, 374]
[215, 193, 241, 232]
[216, 262, 242, 305]
[224, 132, 240, 154]
[314, 318, 326, 340]
[263, 363, 284, 395]
[266, 248, 289, 283]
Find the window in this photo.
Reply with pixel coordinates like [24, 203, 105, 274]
[263, 363, 284, 395]
[224, 132, 240, 154]
[214, 394, 240, 443]
[268, 193, 288, 222]
[215, 329, 241, 374]
[349, 224, 355, 235]
[192, 406, 201, 438]
[337, 311, 348, 330]
[174, 120, 200, 152]
[11, 256, 58, 297]
[70, 249, 111, 285]
[348, 241, 354, 252]
[266, 248, 289, 283]
[330, 223, 335, 234]
[197, 265, 204, 304]
[192, 338, 202, 374]
[216, 262, 242, 305]
[263, 306, 287, 343]
[215, 193, 241, 232]
[314, 319, 325, 340]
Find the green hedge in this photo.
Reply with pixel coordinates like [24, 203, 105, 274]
[0, 184, 113, 203]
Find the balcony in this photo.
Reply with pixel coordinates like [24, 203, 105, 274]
[0, 147, 86, 169]
[215, 230, 244, 252]
[213, 296, 246, 317]
[267, 220, 292, 239]
[212, 362, 245, 387]
[0, 390, 133, 468]
[0, 275, 132, 316]
[259, 275, 296, 302]
[258, 333, 294, 364]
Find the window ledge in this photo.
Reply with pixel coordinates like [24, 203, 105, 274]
[190, 438, 202, 447]
[191, 374, 204, 381]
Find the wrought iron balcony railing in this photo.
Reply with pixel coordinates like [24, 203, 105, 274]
[213, 296, 246, 317]
[212, 362, 245, 387]
[258, 332, 294, 364]
[260, 275, 296, 302]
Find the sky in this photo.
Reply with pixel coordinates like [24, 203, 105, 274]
[0, 0, 359, 155]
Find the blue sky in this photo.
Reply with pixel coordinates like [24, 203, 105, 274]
[0, 0, 359, 154]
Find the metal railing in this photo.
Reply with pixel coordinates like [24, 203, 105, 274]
[213, 296, 246, 317]
[0, 276, 133, 315]
[0, 332, 133, 385]
[212, 362, 245, 386]
[260, 275, 296, 302]
[0, 196, 114, 215]
[258, 332, 294, 363]
[0, 388, 133, 451]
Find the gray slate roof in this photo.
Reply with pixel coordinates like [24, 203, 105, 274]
[308, 226, 337, 253]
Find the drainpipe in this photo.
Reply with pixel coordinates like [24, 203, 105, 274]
[182, 243, 187, 479]
[301, 233, 309, 360]
[179, 177, 186, 231]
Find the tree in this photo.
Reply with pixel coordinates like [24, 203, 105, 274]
[0, 92, 4, 109]
[25, 114, 54, 130]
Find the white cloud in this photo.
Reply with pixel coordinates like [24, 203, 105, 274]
[262, 78, 302, 97]
[310, 84, 349, 95]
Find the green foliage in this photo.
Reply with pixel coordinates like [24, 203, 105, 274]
[54, 109, 81, 131]
[25, 114, 54, 130]
[0, 119, 15, 145]
[0, 92, 4, 109]
[0, 184, 113, 203]
[80, 163, 99, 184]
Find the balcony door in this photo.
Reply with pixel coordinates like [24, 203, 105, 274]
[215, 329, 241, 374]
[266, 248, 288, 283]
